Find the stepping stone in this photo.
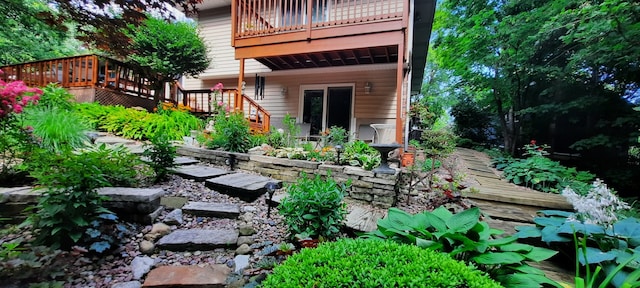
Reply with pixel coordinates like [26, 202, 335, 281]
[182, 202, 240, 218]
[143, 265, 230, 288]
[173, 156, 199, 166]
[0, 187, 37, 203]
[95, 136, 136, 145]
[97, 187, 165, 202]
[140, 156, 199, 166]
[205, 173, 282, 202]
[172, 165, 230, 182]
[345, 204, 386, 232]
[156, 229, 239, 251]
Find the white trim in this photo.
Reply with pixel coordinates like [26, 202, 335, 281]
[298, 83, 356, 135]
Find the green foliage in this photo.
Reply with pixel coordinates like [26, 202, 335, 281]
[362, 207, 559, 287]
[37, 84, 74, 110]
[0, 0, 80, 65]
[516, 210, 640, 287]
[0, 114, 37, 184]
[126, 16, 210, 96]
[262, 238, 503, 288]
[143, 134, 177, 182]
[450, 95, 493, 145]
[342, 140, 381, 170]
[82, 213, 135, 254]
[282, 114, 300, 148]
[267, 128, 286, 148]
[22, 106, 89, 153]
[210, 111, 252, 153]
[327, 125, 347, 146]
[420, 129, 457, 159]
[0, 241, 65, 281]
[74, 103, 202, 140]
[77, 143, 145, 187]
[279, 173, 349, 240]
[26, 149, 114, 250]
[500, 155, 595, 194]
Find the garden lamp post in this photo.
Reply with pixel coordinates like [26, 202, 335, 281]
[264, 182, 278, 218]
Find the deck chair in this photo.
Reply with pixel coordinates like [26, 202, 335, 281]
[357, 125, 375, 143]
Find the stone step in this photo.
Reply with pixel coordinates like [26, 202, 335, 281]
[156, 229, 239, 251]
[345, 203, 386, 232]
[140, 156, 199, 166]
[143, 265, 230, 288]
[182, 201, 240, 218]
[171, 165, 230, 182]
[94, 136, 137, 145]
[205, 173, 282, 202]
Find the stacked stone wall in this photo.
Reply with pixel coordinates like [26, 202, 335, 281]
[177, 146, 399, 207]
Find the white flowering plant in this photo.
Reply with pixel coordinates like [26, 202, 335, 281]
[515, 180, 640, 287]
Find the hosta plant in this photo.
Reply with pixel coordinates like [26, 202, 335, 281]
[362, 207, 560, 287]
[278, 173, 349, 240]
[516, 182, 639, 287]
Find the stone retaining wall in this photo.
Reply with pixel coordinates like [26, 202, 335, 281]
[177, 146, 400, 208]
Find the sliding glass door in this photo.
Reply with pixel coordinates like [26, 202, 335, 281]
[300, 85, 354, 136]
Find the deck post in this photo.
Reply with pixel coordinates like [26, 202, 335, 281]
[237, 58, 245, 110]
[395, 40, 405, 144]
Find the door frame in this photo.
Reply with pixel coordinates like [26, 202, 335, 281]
[298, 83, 356, 135]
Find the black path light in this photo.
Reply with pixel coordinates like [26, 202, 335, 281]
[264, 181, 279, 218]
[334, 144, 343, 165]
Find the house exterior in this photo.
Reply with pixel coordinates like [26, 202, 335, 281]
[183, 0, 436, 148]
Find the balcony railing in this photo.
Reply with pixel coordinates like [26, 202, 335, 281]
[233, 0, 405, 39]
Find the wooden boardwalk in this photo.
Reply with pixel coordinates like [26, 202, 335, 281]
[455, 148, 574, 284]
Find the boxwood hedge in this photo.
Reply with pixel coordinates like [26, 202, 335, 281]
[261, 238, 503, 288]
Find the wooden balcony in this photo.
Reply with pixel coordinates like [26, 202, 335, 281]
[232, 0, 408, 68]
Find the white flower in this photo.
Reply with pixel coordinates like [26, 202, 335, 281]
[562, 179, 630, 226]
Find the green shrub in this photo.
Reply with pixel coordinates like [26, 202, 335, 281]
[79, 143, 145, 187]
[267, 127, 286, 148]
[73, 103, 203, 140]
[143, 134, 177, 182]
[26, 149, 114, 250]
[327, 125, 347, 146]
[501, 156, 595, 194]
[279, 173, 349, 240]
[37, 84, 74, 110]
[210, 111, 252, 153]
[362, 207, 560, 287]
[261, 238, 503, 288]
[23, 107, 89, 153]
[282, 113, 299, 147]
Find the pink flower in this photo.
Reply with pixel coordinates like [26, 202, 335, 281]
[214, 82, 224, 90]
[217, 101, 224, 106]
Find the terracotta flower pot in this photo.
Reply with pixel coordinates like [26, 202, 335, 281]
[401, 152, 415, 167]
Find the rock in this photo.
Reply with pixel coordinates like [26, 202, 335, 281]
[111, 281, 141, 288]
[239, 212, 254, 223]
[143, 265, 230, 287]
[225, 273, 247, 288]
[242, 206, 257, 212]
[182, 202, 240, 219]
[235, 244, 251, 255]
[156, 229, 239, 251]
[233, 255, 250, 273]
[131, 256, 155, 280]
[139, 240, 155, 255]
[147, 207, 164, 224]
[238, 224, 256, 236]
[163, 209, 183, 225]
[236, 236, 254, 246]
[150, 223, 171, 236]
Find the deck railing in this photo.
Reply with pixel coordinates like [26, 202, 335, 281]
[172, 82, 271, 133]
[233, 0, 405, 39]
[0, 54, 157, 100]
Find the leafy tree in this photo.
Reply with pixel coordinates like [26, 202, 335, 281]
[0, 0, 81, 65]
[126, 17, 210, 101]
[48, 0, 201, 57]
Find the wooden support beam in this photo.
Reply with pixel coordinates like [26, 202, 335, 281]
[395, 40, 404, 144]
[237, 58, 245, 110]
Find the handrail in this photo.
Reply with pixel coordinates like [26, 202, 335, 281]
[234, 0, 405, 39]
[172, 82, 271, 133]
[0, 54, 158, 100]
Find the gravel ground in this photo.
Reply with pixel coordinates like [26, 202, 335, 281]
[1, 154, 473, 288]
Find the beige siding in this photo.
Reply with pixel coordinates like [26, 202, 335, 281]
[190, 6, 269, 87]
[198, 67, 398, 134]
